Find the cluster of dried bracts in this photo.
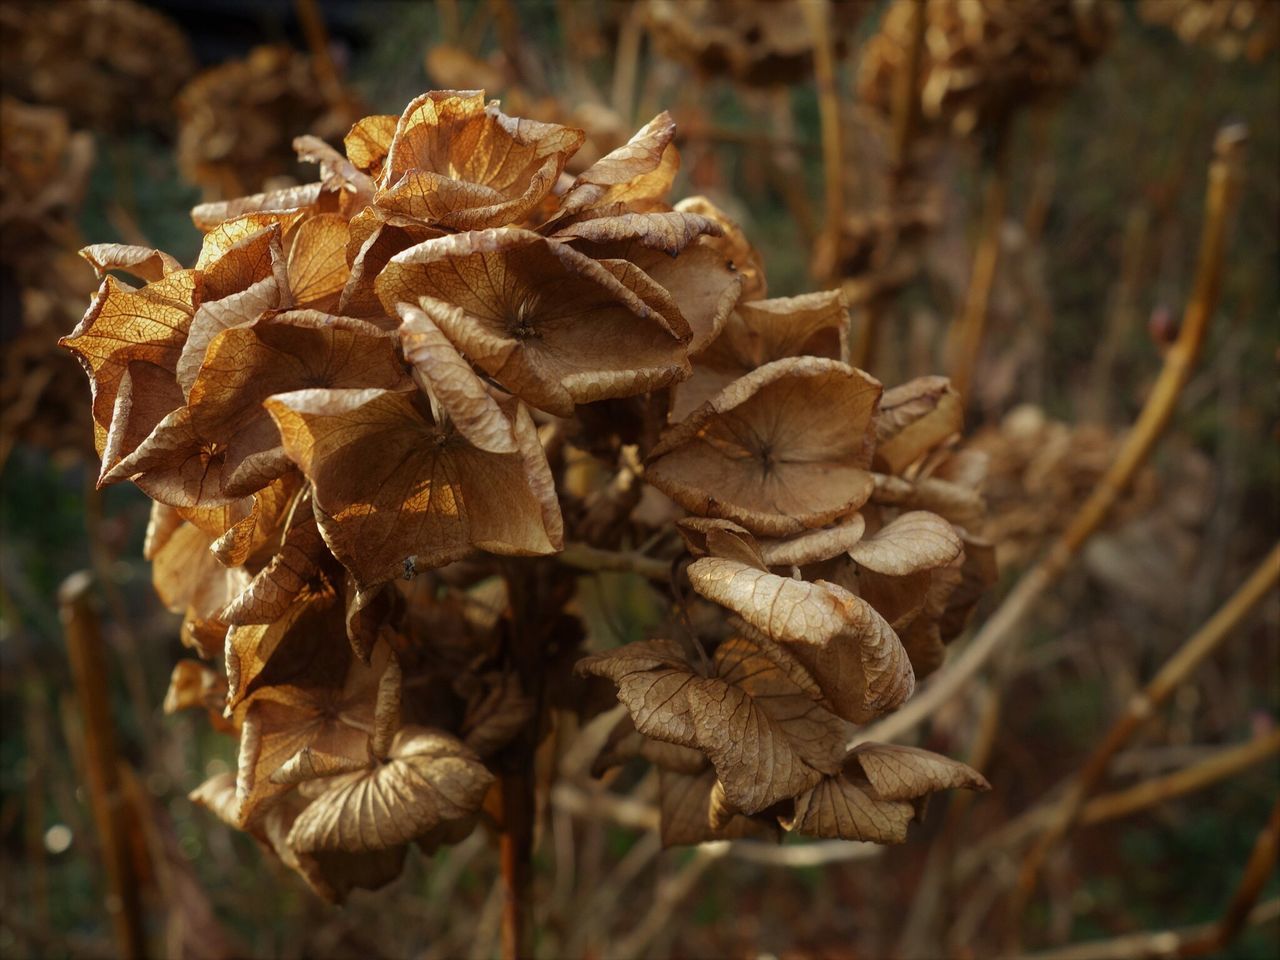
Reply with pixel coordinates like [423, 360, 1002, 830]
[1139, 0, 1279, 62]
[63, 90, 993, 901]
[860, 0, 1116, 142]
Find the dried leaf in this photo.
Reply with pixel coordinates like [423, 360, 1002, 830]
[80, 243, 181, 283]
[847, 742, 990, 800]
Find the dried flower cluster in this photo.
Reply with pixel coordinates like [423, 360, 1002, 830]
[859, 0, 1116, 141]
[63, 89, 992, 899]
[177, 45, 361, 200]
[644, 0, 871, 87]
[1, 98, 98, 462]
[0, 0, 193, 136]
[1139, 0, 1279, 62]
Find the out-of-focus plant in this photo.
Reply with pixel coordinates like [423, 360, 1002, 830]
[60, 88, 998, 953]
[1139, 0, 1280, 62]
[0, 0, 193, 136]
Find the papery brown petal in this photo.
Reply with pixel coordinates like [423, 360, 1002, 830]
[688, 558, 915, 724]
[377, 228, 689, 417]
[592, 714, 707, 777]
[339, 206, 444, 322]
[210, 471, 303, 567]
[379, 91, 583, 229]
[103, 406, 237, 508]
[176, 272, 284, 397]
[99, 359, 184, 483]
[648, 358, 881, 536]
[191, 183, 323, 232]
[223, 514, 328, 625]
[163, 659, 229, 721]
[233, 630, 386, 822]
[553, 211, 718, 257]
[345, 115, 398, 177]
[80, 243, 182, 283]
[286, 213, 350, 311]
[271, 747, 371, 786]
[554, 111, 676, 219]
[784, 772, 913, 843]
[285, 726, 494, 852]
[675, 196, 767, 300]
[673, 289, 848, 421]
[658, 768, 781, 847]
[59, 270, 200, 454]
[190, 773, 240, 827]
[874, 376, 963, 474]
[848, 511, 962, 576]
[398, 301, 518, 454]
[579, 635, 850, 814]
[848, 742, 990, 800]
[265, 387, 560, 589]
[675, 517, 756, 558]
[758, 515, 868, 568]
[188, 312, 409, 498]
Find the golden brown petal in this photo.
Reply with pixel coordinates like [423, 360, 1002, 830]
[265, 387, 562, 589]
[873, 376, 963, 474]
[80, 243, 182, 284]
[377, 228, 690, 417]
[648, 357, 881, 536]
[285, 726, 494, 852]
[688, 558, 915, 724]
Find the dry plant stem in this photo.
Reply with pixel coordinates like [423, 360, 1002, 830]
[803, 0, 845, 286]
[1081, 728, 1280, 826]
[888, 0, 927, 196]
[1011, 539, 1280, 925]
[558, 541, 670, 582]
[949, 132, 1011, 400]
[1017, 897, 1280, 960]
[856, 125, 1248, 752]
[611, 2, 644, 123]
[58, 572, 146, 960]
[1187, 796, 1280, 954]
[294, 0, 345, 109]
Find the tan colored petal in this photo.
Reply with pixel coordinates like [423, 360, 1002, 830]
[222, 514, 329, 625]
[553, 211, 718, 257]
[339, 206, 444, 322]
[99, 359, 185, 483]
[658, 768, 781, 847]
[848, 511, 962, 576]
[286, 213, 350, 311]
[187, 312, 409, 497]
[874, 376, 963, 474]
[648, 358, 880, 536]
[784, 771, 914, 843]
[688, 558, 915, 724]
[379, 91, 583, 230]
[176, 272, 284, 397]
[59, 270, 200, 456]
[265, 387, 561, 589]
[675, 196, 767, 300]
[578, 635, 850, 814]
[210, 472, 303, 567]
[163, 659, 229, 724]
[104, 406, 237, 508]
[398, 301, 518, 454]
[673, 289, 848, 421]
[757, 514, 867, 567]
[285, 726, 494, 852]
[345, 114, 398, 177]
[191, 183, 322, 232]
[377, 229, 689, 417]
[80, 243, 182, 283]
[848, 742, 990, 800]
[553, 111, 677, 219]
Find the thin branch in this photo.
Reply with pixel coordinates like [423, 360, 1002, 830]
[803, 0, 846, 287]
[1012, 541, 1280, 918]
[1016, 896, 1280, 960]
[558, 542, 671, 582]
[59, 572, 147, 960]
[853, 124, 1249, 751]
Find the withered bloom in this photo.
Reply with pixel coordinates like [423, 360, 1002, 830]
[61, 87, 995, 897]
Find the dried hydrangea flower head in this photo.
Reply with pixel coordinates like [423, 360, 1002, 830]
[1138, 0, 1279, 61]
[644, 0, 873, 87]
[859, 0, 1116, 142]
[0, 0, 193, 135]
[177, 45, 361, 200]
[61, 88, 996, 894]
